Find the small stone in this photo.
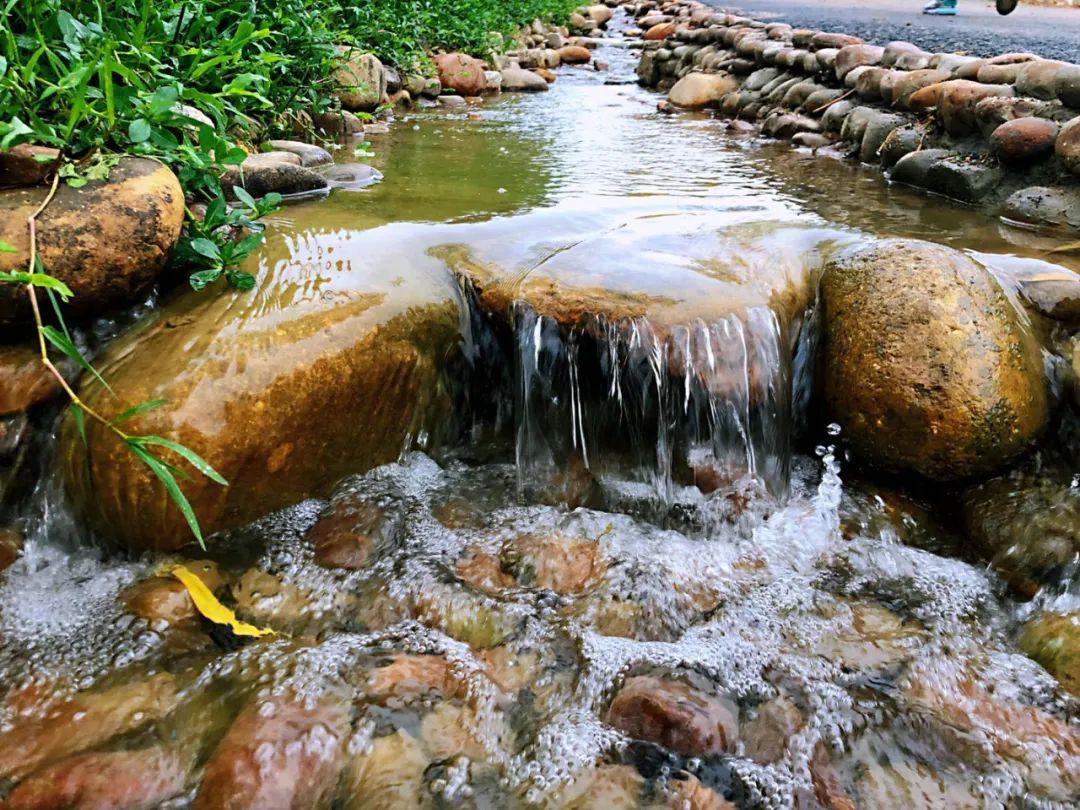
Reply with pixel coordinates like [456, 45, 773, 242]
[0, 144, 61, 188]
[313, 109, 364, 136]
[558, 45, 593, 64]
[535, 67, 557, 83]
[334, 49, 386, 112]
[924, 154, 1003, 204]
[1055, 116, 1080, 175]
[937, 80, 1014, 136]
[810, 32, 863, 50]
[889, 69, 951, 109]
[500, 67, 549, 92]
[221, 152, 328, 199]
[437, 94, 467, 107]
[667, 72, 738, 109]
[1014, 59, 1072, 101]
[834, 44, 884, 81]
[878, 125, 925, 168]
[882, 41, 924, 67]
[644, 22, 677, 41]
[889, 148, 952, 188]
[307, 498, 383, 570]
[0, 344, 62, 415]
[1053, 63, 1080, 108]
[264, 140, 333, 167]
[742, 697, 803, 764]
[606, 676, 737, 757]
[120, 561, 222, 624]
[1002, 185, 1080, 232]
[792, 132, 833, 149]
[990, 117, 1060, 165]
[434, 53, 488, 96]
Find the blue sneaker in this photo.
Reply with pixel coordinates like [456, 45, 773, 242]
[925, 6, 957, 13]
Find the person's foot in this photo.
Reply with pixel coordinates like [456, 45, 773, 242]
[924, 6, 957, 13]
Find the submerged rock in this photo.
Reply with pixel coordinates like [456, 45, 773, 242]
[821, 239, 1048, 480]
[221, 151, 329, 199]
[961, 465, 1080, 598]
[0, 157, 183, 324]
[60, 223, 462, 551]
[1019, 612, 1079, 695]
[0, 674, 178, 781]
[194, 693, 350, 810]
[606, 675, 738, 757]
[4, 747, 189, 810]
[341, 728, 428, 809]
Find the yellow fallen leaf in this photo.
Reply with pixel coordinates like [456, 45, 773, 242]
[1048, 242, 1080, 254]
[168, 564, 277, 638]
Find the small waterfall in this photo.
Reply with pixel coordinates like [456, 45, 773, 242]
[506, 300, 795, 513]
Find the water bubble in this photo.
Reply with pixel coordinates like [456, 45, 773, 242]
[826, 423, 841, 436]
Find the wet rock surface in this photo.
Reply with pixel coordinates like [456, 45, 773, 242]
[0, 157, 184, 323]
[821, 239, 1048, 480]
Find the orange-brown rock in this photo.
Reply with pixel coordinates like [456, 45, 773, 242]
[434, 53, 488, 96]
[0, 144, 61, 188]
[340, 728, 428, 809]
[0, 345, 62, 415]
[501, 533, 606, 594]
[889, 69, 951, 109]
[667, 72, 739, 109]
[0, 673, 178, 781]
[665, 775, 736, 810]
[456, 550, 516, 594]
[308, 498, 383, 569]
[741, 696, 803, 764]
[990, 117, 1060, 165]
[558, 45, 593, 64]
[360, 653, 464, 706]
[120, 561, 222, 624]
[59, 220, 462, 552]
[4, 747, 189, 810]
[936, 80, 1015, 136]
[821, 239, 1048, 480]
[810, 32, 863, 50]
[644, 22, 677, 41]
[194, 694, 350, 810]
[606, 676, 737, 757]
[906, 82, 946, 110]
[0, 157, 183, 324]
[0, 526, 21, 572]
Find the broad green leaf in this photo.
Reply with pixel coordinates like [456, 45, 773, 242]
[226, 270, 256, 291]
[0, 242, 16, 254]
[130, 435, 227, 484]
[188, 237, 220, 261]
[232, 185, 257, 210]
[128, 117, 151, 143]
[189, 267, 222, 290]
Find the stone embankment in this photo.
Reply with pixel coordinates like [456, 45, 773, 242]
[628, 0, 1080, 233]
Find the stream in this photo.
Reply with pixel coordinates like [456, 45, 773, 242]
[0, 8, 1078, 809]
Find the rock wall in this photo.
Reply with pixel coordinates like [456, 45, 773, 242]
[626, 0, 1080, 234]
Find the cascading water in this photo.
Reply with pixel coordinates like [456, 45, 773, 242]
[509, 301, 796, 517]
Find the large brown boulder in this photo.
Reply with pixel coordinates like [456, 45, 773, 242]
[0, 157, 183, 324]
[60, 222, 463, 552]
[0, 344, 61, 414]
[434, 53, 488, 96]
[821, 239, 1048, 480]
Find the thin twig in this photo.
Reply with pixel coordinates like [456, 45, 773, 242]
[24, 172, 128, 438]
[812, 89, 854, 115]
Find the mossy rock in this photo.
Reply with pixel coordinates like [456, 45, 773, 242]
[1018, 612, 1080, 696]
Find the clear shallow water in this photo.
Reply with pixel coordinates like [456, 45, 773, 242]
[0, 9, 1078, 809]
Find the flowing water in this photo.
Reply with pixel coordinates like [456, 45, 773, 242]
[1, 9, 1079, 809]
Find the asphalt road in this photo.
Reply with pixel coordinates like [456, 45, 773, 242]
[713, 0, 1080, 62]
